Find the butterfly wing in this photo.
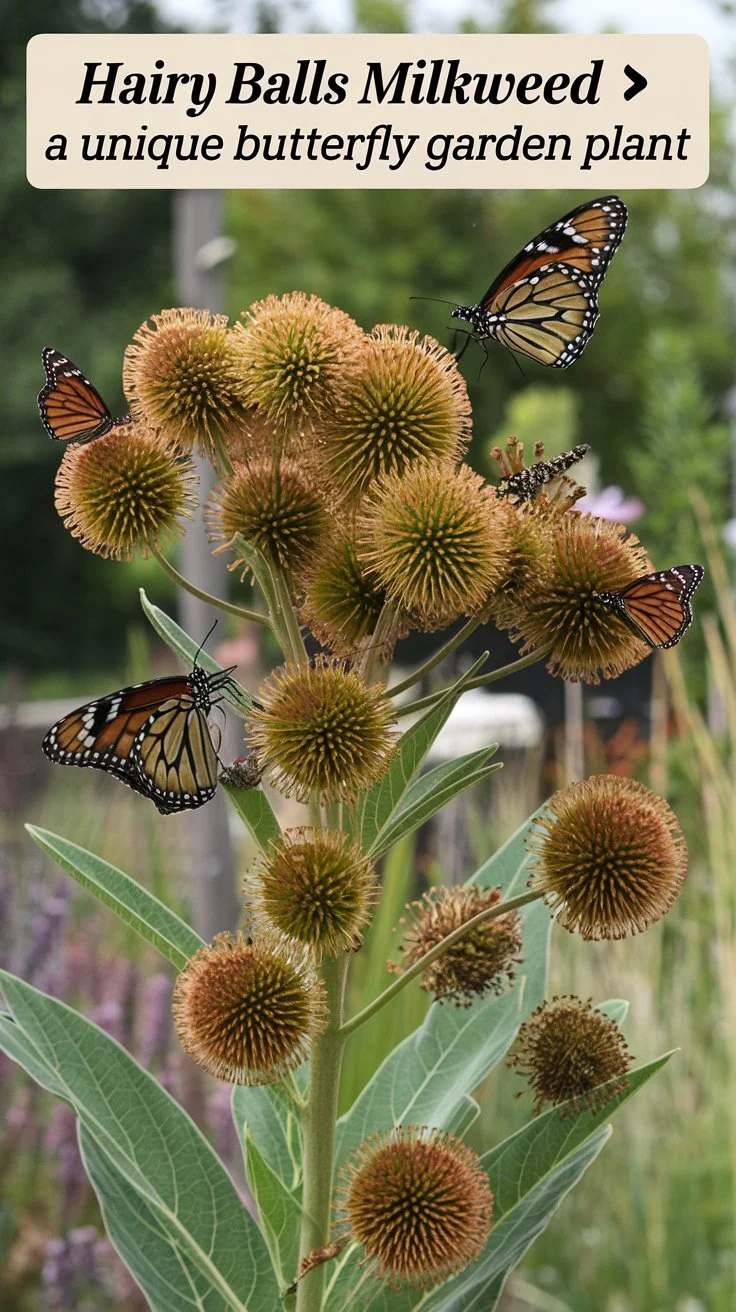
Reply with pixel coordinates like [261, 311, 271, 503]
[38, 347, 115, 443]
[602, 565, 704, 649]
[488, 264, 599, 368]
[132, 698, 219, 815]
[42, 677, 194, 799]
[483, 196, 628, 305]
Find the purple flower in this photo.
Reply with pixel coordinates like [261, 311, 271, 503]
[138, 972, 172, 1069]
[575, 485, 645, 524]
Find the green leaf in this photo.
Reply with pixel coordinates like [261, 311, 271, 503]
[599, 998, 630, 1026]
[336, 898, 548, 1170]
[354, 653, 489, 854]
[79, 1126, 241, 1312]
[228, 535, 292, 656]
[25, 826, 203, 970]
[467, 803, 549, 898]
[0, 1013, 66, 1098]
[222, 782, 281, 852]
[232, 1077, 304, 1196]
[418, 1054, 674, 1311]
[444, 1094, 481, 1139]
[139, 589, 255, 717]
[328, 888, 550, 1312]
[244, 1129, 302, 1291]
[335, 1054, 673, 1312]
[369, 747, 502, 860]
[0, 972, 278, 1312]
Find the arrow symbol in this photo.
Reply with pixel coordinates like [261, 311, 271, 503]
[623, 63, 648, 100]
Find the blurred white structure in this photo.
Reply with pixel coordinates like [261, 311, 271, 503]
[426, 689, 544, 762]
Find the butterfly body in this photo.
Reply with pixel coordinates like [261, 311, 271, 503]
[42, 665, 231, 814]
[452, 196, 627, 368]
[597, 564, 704, 650]
[38, 347, 131, 444]
[498, 444, 590, 502]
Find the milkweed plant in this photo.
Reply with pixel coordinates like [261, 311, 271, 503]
[3, 292, 691, 1311]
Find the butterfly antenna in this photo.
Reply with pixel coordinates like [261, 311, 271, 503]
[193, 620, 219, 668]
[409, 295, 461, 310]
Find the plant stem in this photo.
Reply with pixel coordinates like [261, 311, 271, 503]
[209, 423, 235, 479]
[296, 954, 348, 1312]
[338, 888, 542, 1039]
[361, 603, 401, 686]
[384, 616, 482, 699]
[150, 542, 272, 628]
[392, 645, 553, 720]
[271, 566, 309, 667]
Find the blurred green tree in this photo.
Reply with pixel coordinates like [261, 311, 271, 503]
[2, 0, 174, 679]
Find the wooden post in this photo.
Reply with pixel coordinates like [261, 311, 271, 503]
[173, 190, 239, 941]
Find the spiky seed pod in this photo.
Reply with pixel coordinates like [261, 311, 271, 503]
[359, 461, 513, 630]
[321, 326, 471, 500]
[388, 886, 522, 1006]
[248, 658, 396, 802]
[528, 775, 687, 939]
[54, 421, 196, 560]
[509, 513, 651, 683]
[233, 292, 364, 428]
[248, 827, 378, 959]
[301, 531, 388, 656]
[123, 309, 249, 457]
[507, 996, 632, 1116]
[225, 407, 287, 465]
[337, 1126, 493, 1288]
[172, 932, 325, 1085]
[486, 504, 561, 632]
[206, 457, 326, 582]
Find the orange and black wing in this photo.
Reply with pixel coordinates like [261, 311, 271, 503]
[599, 565, 704, 649]
[38, 347, 116, 444]
[42, 677, 193, 798]
[491, 264, 599, 368]
[482, 196, 628, 306]
[132, 699, 219, 814]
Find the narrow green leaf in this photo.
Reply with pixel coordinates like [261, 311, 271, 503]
[467, 803, 549, 898]
[0, 971, 278, 1312]
[79, 1126, 240, 1312]
[228, 535, 292, 655]
[419, 1132, 611, 1312]
[328, 896, 550, 1312]
[418, 1054, 674, 1312]
[444, 1094, 481, 1139]
[354, 653, 489, 854]
[245, 1129, 303, 1291]
[232, 1077, 304, 1196]
[336, 903, 547, 1169]
[370, 747, 502, 860]
[139, 589, 255, 717]
[222, 782, 282, 852]
[0, 1013, 66, 1098]
[26, 826, 203, 970]
[599, 998, 630, 1026]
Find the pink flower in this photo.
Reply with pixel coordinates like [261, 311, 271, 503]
[575, 485, 644, 524]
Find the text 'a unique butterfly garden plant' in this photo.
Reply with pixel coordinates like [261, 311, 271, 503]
[1, 197, 704, 1312]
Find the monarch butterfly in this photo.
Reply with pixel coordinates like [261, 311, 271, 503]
[452, 196, 628, 368]
[597, 564, 704, 650]
[42, 665, 236, 814]
[498, 444, 590, 502]
[38, 347, 131, 444]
